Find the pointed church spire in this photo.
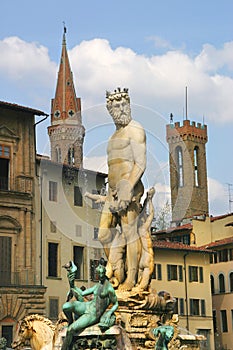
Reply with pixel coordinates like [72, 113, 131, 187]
[48, 27, 85, 168]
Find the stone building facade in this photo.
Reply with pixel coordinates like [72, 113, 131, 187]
[0, 101, 47, 346]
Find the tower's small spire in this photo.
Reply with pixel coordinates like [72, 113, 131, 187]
[62, 21, 67, 45]
[48, 27, 85, 168]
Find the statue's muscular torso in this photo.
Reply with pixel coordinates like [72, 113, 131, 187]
[107, 120, 146, 195]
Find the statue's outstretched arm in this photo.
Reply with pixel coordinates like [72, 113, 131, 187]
[84, 192, 106, 203]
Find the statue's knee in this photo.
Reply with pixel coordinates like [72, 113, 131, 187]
[62, 302, 71, 313]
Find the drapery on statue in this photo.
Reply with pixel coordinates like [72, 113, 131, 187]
[98, 87, 147, 291]
[61, 259, 118, 350]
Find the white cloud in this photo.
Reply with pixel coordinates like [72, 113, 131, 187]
[0, 36, 56, 84]
[1, 36, 233, 124]
[146, 35, 173, 49]
[208, 177, 229, 215]
[69, 38, 233, 123]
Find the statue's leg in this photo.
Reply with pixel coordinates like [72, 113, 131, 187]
[119, 205, 141, 291]
[62, 302, 74, 325]
[62, 301, 86, 325]
[98, 202, 117, 257]
[61, 314, 95, 350]
[138, 267, 150, 291]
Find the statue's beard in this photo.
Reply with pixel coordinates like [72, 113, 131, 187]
[111, 111, 132, 126]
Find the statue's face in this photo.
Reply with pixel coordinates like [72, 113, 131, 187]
[96, 265, 106, 281]
[108, 97, 131, 126]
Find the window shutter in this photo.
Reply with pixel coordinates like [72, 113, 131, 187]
[201, 299, 206, 316]
[188, 266, 192, 282]
[157, 264, 162, 280]
[167, 265, 171, 281]
[190, 299, 193, 315]
[179, 298, 184, 315]
[199, 266, 203, 283]
[179, 265, 183, 281]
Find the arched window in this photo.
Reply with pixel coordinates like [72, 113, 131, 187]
[68, 146, 75, 166]
[219, 273, 225, 293]
[229, 272, 233, 292]
[210, 275, 215, 294]
[55, 146, 61, 163]
[176, 146, 184, 187]
[194, 146, 199, 187]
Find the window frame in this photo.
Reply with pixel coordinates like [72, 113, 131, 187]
[48, 242, 59, 278]
[49, 181, 58, 202]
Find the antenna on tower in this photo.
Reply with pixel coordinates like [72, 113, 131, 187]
[227, 183, 233, 213]
[185, 86, 188, 120]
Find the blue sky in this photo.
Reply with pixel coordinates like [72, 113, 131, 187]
[1, 0, 233, 216]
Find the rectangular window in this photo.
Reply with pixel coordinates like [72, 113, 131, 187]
[74, 186, 83, 206]
[48, 242, 58, 277]
[0, 145, 10, 190]
[50, 221, 57, 233]
[190, 299, 200, 316]
[49, 181, 57, 202]
[167, 265, 183, 281]
[189, 266, 198, 282]
[220, 310, 228, 332]
[0, 236, 12, 285]
[90, 259, 99, 281]
[75, 225, 82, 237]
[152, 264, 162, 280]
[49, 298, 59, 319]
[182, 234, 190, 245]
[94, 227, 99, 240]
[167, 265, 177, 281]
[73, 246, 84, 279]
[214, 253, 218, 263]
[219, 249, 228, 262]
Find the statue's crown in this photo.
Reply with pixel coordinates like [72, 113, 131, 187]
[106, 87, 129, 102]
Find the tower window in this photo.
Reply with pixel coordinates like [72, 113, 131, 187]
[194, 147, 199, 187]
[55, 146, 61, 163]
[176, 147, 184, 187]
[68, 146, 75, 166]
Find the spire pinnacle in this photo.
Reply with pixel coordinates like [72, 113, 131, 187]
[62, 21, 67, 44]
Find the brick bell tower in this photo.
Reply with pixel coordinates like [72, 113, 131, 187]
[166, 118, 209, 223]
[48, 27, 85, 167]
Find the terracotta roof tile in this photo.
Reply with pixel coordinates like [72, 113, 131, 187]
[200, 236, 233, 249]
[153, 239, 212, 253]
